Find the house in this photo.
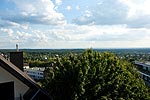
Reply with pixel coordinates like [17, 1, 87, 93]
[135, 61, 150, 71]
[144, 62, 150, 71]
[24, 67, 45, 80]
[0, 53, 52, 100]
[135, 61, 150, 86]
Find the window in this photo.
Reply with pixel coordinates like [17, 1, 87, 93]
[0, 81, 14, 100]
[40, 73, 43, 75]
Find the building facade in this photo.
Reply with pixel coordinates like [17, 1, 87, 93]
[24, 67, 45, 80]
[0, 52, 52, 100]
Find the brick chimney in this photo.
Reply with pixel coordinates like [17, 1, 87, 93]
[10, 44, 24, 71]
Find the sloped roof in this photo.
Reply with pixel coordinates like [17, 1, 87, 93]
[0, 55, 52, 100]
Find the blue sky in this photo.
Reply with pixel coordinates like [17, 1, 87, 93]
[0, 0, 150, 49]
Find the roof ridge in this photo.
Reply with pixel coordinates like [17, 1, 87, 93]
[0, 54, 37, 86]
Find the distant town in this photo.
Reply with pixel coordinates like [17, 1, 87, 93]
[1, 48, 150, 99]
[1, 48, 150, 82]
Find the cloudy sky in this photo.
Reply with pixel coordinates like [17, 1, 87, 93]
[0, 0, 150, 49]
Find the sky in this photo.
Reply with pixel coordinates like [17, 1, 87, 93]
[0, 0, 150, 49]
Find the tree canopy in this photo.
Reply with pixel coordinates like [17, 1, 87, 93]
[42, 49, 150, 100]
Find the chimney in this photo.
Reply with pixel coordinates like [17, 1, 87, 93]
[10, 44, 24, 71]
[16, 44, 19, 52]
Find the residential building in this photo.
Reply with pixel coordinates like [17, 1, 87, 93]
[135, 61, 150, 71]
[24, 67, 45, 80]
[0, 52, 52, 100]
[135, 61, 150, 86]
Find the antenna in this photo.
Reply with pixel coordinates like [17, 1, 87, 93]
[16, 44, 19, 52]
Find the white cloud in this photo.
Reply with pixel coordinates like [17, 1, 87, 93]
[55, 0, 62, 5]
[0, 0, 66, 26]
[66, 6, 72, 11]
[120, 0, 150, 18]
[0, 28, 14, 37]
[1, 0, 150, 49]
[6, 21, 29, 29]
[73, 0, 150, 28]
[25, 24, 150, 42]
[84, 10, 92, 17]
[32, 30, 49, 42]
[1, 23, 150, 48]
[76, 5, 80, 10]
[16, 31, 32, 39]
[73, 0, 128, 25]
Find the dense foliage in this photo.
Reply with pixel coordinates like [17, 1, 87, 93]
[42, 50, 150, 100]
[1, 48, 150, 65]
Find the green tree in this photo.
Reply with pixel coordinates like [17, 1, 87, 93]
[42, 49, 150, 100]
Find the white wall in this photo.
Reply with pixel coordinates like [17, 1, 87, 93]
[0, 66, 29, 99]
[143, 65, 150, 71]
[24, 68, 44, 80]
